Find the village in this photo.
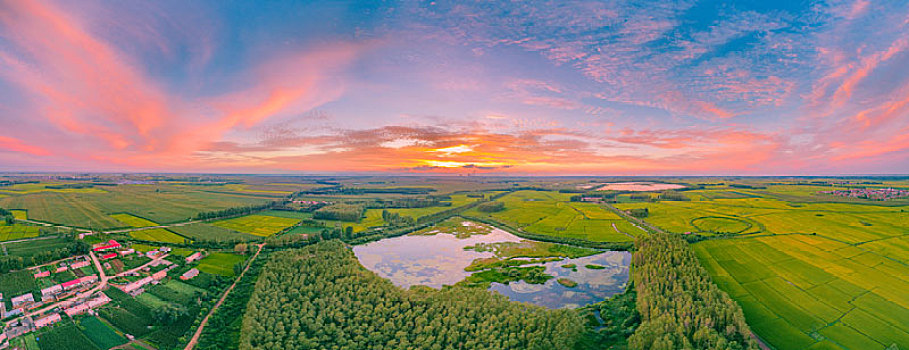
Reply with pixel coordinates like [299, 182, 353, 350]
[0, 239, 209, 349]
[819, 187, 909, 201]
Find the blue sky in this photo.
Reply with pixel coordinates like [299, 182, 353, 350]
[0, 0, 907, 174]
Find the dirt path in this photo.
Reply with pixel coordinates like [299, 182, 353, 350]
[183, 243, 265, 350]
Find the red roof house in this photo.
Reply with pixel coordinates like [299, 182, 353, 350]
[92, 240, 121, 252]
[101, 252, 117, 260]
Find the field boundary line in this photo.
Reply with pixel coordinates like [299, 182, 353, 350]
[183, 242, 265, 350]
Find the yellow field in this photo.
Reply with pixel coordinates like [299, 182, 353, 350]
[130, 228, 189, 243]
[110, 213, 158, 228]
[11, 210, 27, 220]
[211, 214, 300, 236]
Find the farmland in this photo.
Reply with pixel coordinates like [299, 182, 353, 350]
[465, 190, 645, 242]
[168, 223, 260, 242]
[130, 228, 189, 244]
[0, 184, 273, 229]
[110, 213, 158, 227]
[210, 214, 300, 236]
[0, 224, 39, 241]
[617, 182, 909, 349]
[196, 252, 246, 276]
[694, 235, 909, 349]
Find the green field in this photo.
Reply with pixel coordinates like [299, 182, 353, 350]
[694, 235, 909, 349]
[196, 252, 246, 276]
[464, 190, 643, 242]
[169, 223, 260, 242]
[37, 321, 100, 350]
[2, 237, 72, 258]
[0, 184, 272, 229]
[0, 269, 37, 296]
[210, 214, 300, 236]
[79, 316, 127, 349]
[130, 228, 189, 243]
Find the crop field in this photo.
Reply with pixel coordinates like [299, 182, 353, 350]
[110, 213, 158, 227]
[0, 270, 37, 296]
[257, 210, 311, 219]
[196, 252, 246, 276]
[11, 209, 27, 220]
[465, 190, 643, 242]
[130, 228, 189, 243]
[0, 184, 272, 228]
[0, 182, 107, 194]
[169, 223, 260, 242]
[0, 225, 39, 241]
[79, 316, 126, 349]
[2, 237, 71, 258]
[694, 234, 909, 349]
[210, 214, 300, 236]
[36, 320, 100, 350]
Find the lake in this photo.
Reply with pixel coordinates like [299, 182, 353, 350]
[598, 182, 685, 191]
[353, 224, 631, 309]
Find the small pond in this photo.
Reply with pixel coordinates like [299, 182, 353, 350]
[353, 223, 631, 309]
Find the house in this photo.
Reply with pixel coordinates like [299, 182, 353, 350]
[120, 276, 155, 293]
[63, 294, 111, 317]
[101, 252, 118, 260]
[185, 252, 203, 263]
[54, 265, 68, 273]
[92, 240, 121, 252]
[34, 313, 62, 329]
[11, 293, 34, 307]
[40, 285, 63, 297]
[145, 250, 161, 259]
[180, 268, 200, 280]
[33, 270, 50, 278]
[119, 248, 135, 256]
[159, 246, 172, 253]
[152, 269, 168, 280]
[70, 260, 90, 269]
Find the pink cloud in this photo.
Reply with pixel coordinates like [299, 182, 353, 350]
[0, 136, 50, 156]
[0, 0, 362, 170]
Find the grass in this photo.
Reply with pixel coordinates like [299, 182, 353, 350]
[557, 278, 578, 288]
[79, 316, 127, 349]
[169, 223, 260, 242]
[130, 228, 189, 243]
[464, 190, 642, 242]
[210, 214, 300, 237]
[196, 252, 246, 276]
[412, 217, 492, 238]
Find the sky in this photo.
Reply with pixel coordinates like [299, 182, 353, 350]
[0, 0, 907, 175]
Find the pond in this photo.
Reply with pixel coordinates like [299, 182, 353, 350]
[353, 223, 631, 309]
[598, 182, 685, 191]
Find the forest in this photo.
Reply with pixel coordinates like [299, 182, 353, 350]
[240, 240, 587, 350]
[628, 233, 757, 350]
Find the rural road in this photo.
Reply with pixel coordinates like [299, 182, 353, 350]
[183, 242, 265, 350]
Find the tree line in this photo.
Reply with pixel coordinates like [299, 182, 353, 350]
[628, 233, 757, 350]
[240, 240, 586, 350]
[194, 203, 277, 220]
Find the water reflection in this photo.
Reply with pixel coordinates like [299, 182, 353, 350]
[353, 224, 631, 309]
